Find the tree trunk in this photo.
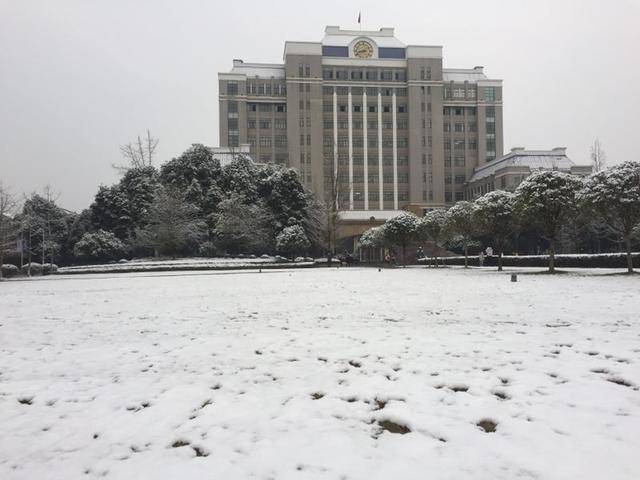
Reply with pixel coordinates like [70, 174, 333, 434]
[626, 236, 633, 274]
[498, 251, 503, 271]
[402, 244, 406, 267]
[464, 241, 468, 268]
[549, 240, 556, 273]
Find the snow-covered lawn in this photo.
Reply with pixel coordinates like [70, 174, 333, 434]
[1, 267, 639, 479]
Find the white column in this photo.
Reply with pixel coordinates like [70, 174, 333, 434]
[392, 89, 398, 210]
[332, 89, 338, 206]
[377, 89, 383, 210]
[362, 89, 368, 210]
[348, 88, 354, 210]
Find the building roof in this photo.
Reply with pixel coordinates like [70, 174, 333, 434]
[230, 60, 285, 79]
[469, 148, 576, 183]
[443, 68, 488, 83]
[322, 26, 406, 48]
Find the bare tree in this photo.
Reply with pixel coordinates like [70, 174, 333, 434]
[590, 139, 606, 172]
[0, 182, 18, 279]
[113, 130, 159, 171]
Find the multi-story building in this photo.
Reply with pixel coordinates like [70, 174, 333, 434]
[218, 26, 504, 241]
[466, 147, 592, 199]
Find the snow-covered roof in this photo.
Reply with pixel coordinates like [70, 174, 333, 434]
[443, 68, 488, 83]
[230, 60, 285, 79]
[322, 26, 405, 48]
[469, 148, 575, 183]
[338, 210, 406, 221]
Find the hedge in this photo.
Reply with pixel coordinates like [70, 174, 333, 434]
[419, 253, 640, 269]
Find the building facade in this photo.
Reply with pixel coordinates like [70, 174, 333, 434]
[466, 147, 592, 199]
[218, 25, 504, 218]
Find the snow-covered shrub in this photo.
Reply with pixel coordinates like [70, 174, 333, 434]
[1, 264, 19, 277]
[21, 262, 42, 275]
[73, 230, 127, 263]
[276, 225, 310, 259]
[42, 263, 58, 274]
[384, 212, 419, 265]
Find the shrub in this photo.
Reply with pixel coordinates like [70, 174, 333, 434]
[21, 262, 42, 275]
[1, 264, 19, 277]
[427, 253, 640, 269]
[276, 225, 310, 259]
[73, 230, 127, 263]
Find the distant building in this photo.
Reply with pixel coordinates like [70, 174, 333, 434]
[218, 25, 504, 219]
[466, 147, 592, 199]
[210, 144, 253, 167]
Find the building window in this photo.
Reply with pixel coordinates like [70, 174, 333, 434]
[455, 192, 464, 201]
[454, 155, 465, 167]
[368, 105, 377, 113]
[468, 139, 477, 149]
[258, 104, 271, 112]
[455, 123, 465, 132]
[228, 118, 238, 130]
[484, 87, 496, 102]
[228, 134, 239, 147]
[443, 123, 450, 132]
[397, 105, 406, 113]
[247, 119, 256, 129]
[259, 120, 270, 130]
[227, 82, 238, 95]
[453, 88, 465, 98]
[259, 136, 272, 147]
[227, 101, 238, 113]
[366, 69, 378, 81]
[455, 175, 466, 184]
[353, 104, 361, 112]
[339, 105, 347, 112]
[274, 119, 286, 129]
[276, 104, 286, 112]
[275, 135, 287, 147]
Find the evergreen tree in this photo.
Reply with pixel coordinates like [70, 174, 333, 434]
[443, 201, 477, 268]
[579, 161, 640, 273]
[514, 171, 584, 273]
[73, 230, 127, 263]
[276, 225, 310, 259]
[417, 209, 447, 267]
[383, 212, 419, 266]
[474, 190, 516, 271]
[136, 187, 205, 257]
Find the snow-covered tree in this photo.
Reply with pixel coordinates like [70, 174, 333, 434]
[136, 187, 205, 257]
[0, 183, 18, 279]
[515, 171, 584, 273]
[213, 194, 274, 255]
[579, 161, 640, 273]
[474, 190, 516, 271]
[73, 230, 127, 263]
[417, 209, 447, 267]
[358, 225, 387, 262]
[276, 225, 310, 259]
[443, 201, 477, 268]
[383, 212, 419, 266]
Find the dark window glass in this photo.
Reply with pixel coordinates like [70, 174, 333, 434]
[322, 46, 349, 57]
[378, 48, 406, 59]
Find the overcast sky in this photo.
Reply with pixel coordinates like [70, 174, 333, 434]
[1, 0, 639, 211]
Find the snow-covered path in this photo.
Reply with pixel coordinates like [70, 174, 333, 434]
[1, 268, 639, 479]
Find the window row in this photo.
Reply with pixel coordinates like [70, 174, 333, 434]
[322, 86, 407, 97]
[247, 103, 286, 112]
[322, 68, 407, 82]
[443, 122, 477, 133]
[247, 119, 287, 130]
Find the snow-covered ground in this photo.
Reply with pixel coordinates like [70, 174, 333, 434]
[1, 267, 639, 479]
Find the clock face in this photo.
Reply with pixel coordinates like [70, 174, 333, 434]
[353, 41, 374, 59]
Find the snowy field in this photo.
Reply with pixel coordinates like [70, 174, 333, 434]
[1, 267, 639, 480]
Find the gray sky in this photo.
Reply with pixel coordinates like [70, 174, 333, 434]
[1, 0, 639, 211]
